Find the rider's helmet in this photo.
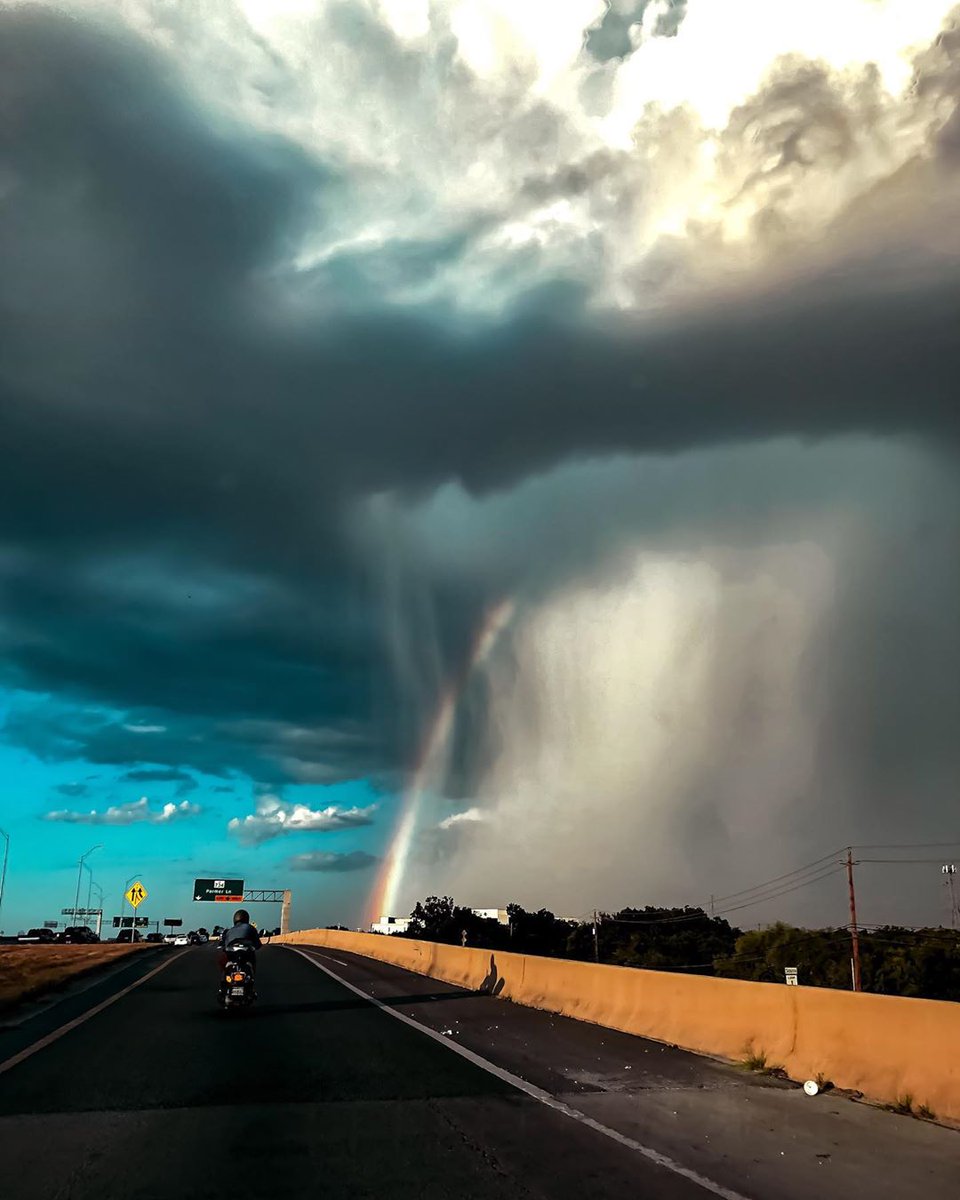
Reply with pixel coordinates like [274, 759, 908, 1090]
[234, 909, 250, 925]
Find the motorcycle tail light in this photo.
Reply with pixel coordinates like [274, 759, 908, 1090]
[233, 973, 244, 982]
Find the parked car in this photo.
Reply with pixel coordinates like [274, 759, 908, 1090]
[58, 926, 99, 944]
[115, 928, 142, 943]
[18, 927, 57, 944]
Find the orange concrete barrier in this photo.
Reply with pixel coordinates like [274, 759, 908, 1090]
[277, 928, 960, 1122]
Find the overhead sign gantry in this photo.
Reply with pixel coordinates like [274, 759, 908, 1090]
[193, 879, 291, 934]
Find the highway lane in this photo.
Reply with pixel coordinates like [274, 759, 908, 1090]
[1, 943, 956, 1199]
[0, 945, 720, 1200]
[289, 946, 960, 1200]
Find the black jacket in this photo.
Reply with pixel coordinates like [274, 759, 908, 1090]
[220, 921, 263, 951]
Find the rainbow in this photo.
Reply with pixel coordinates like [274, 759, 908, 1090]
[368, 598, 515, 923]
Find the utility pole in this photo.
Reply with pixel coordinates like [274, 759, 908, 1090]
[0, 826, 9, 933]
[710, 894, 715, 919]
[942, 864, 958, 929]
[846, 848, 862, 992]
[592, 910, 600, 963]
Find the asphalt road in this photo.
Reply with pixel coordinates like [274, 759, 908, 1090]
[0, 945, 956, 1200]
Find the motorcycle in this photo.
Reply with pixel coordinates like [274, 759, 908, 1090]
[219, 942, 257, 1011]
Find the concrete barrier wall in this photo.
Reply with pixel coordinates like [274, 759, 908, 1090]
[277, 928, 960, 1122]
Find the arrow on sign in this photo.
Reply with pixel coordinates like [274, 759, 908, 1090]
[125, 881, 148, 909]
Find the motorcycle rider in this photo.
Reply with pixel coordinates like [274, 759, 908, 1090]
[218, 909, 263, 976]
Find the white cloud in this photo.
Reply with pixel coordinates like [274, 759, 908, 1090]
[227, 794, 378, 843]
[122, 723, 167, 734]
[44, 796, 202, 825]
[438, 807, 485, 830]
[156, 800, 202, 822]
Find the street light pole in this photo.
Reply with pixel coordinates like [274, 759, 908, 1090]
[91, 883, 105, 938]
[0, 827, 9, 933]
[74, 845, 102, 927]
[85, 862, 94, 911]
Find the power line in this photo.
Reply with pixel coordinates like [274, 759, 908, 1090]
[717, 865, 847, 916]
[856, 934, 960, 951]
[859, 922, 958, 930]
[854, 842, 960, 850]
[858, 858, 957, 865]
[600, 863, 847, 927]
[708, 847, 847, 907]
[590, 840, 959, 933]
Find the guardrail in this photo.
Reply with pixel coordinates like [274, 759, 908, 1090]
[276, 928, 960, 1123]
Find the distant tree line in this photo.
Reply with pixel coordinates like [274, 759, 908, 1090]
[391, 896, 960, 1002]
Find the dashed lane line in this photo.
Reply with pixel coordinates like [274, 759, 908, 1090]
[0, 950, 190, 1077]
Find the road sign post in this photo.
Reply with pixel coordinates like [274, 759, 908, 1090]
[120, 879, 147, 942]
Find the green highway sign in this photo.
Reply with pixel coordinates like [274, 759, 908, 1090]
[193, 878, 244, 902]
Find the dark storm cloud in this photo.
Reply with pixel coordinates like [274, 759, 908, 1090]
[289, 850, 380, 872]
[1, 5, 959, 799]
[2, 699, 391, 789]
[54, 782, 89, 797]
[3, 8, 958, 511]
[123, 768, 195, 784]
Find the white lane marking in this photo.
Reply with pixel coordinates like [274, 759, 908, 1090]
[289, 946, 752, 1200]
[0, 950, 190, 1077]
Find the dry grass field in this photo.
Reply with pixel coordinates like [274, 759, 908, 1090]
[0, 944, 154, 1011]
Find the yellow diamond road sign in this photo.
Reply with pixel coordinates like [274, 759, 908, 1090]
[125, 881, 147, 909]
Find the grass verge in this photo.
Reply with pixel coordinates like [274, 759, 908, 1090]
[0, 945, 155, 1013]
